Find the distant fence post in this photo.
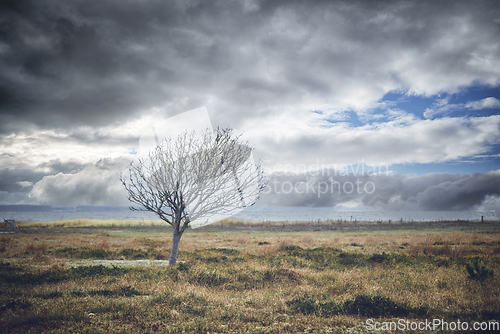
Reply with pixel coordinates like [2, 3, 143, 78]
[3, 219, 17, 229]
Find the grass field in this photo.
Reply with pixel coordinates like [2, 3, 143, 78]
[1, 220, 499, 333]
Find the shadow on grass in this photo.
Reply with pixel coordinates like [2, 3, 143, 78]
[0, 264, 132, 285]
[287, 294, 431, 318]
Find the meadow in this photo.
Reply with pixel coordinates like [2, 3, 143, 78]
[0, 219, 499, 333]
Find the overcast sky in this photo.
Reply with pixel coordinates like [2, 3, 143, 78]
[1, 0, 500, 210]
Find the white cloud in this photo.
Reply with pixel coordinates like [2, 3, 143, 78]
[0, 115, 157, 171]
[474, 194, 500, 212]
[29, 158, 129, 206]
[465, 97, 500, 110]
[423, 98, 454, 118]
[247, 114, 500, 170]
[16, 181, 33, 188]
[424, 97, 500, 119]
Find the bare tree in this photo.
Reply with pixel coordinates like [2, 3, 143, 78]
[121, 128, 266, 265]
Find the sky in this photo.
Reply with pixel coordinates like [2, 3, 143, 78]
[1, 0, 500, 211]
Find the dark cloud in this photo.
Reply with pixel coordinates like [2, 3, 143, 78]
[0, 167, 39, 193]
[260, 169, 500, 211]
[35, 159, 88, 175]
[1, 0, 500, 207]
[0, 159, 86, 203]
[1, 0, 499, 133]
[0, 0, 181, 130]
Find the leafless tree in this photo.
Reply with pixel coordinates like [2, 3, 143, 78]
[121, 128, 266, 265]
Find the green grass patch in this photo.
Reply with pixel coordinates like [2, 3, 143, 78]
[466, 259, 494, 280]
[118, 248, 151, 259]
[54, 247, 156, 260]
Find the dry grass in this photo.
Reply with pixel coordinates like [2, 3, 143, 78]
[22, 242, 49, 253]
[1, 221, 499, 333]
[94, 239, 111, 251]
[16, 218, 165, 228]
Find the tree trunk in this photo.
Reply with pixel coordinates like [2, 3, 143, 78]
[169, 228, 182, 266]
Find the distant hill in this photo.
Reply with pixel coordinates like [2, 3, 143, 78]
[75, 206, 130, 212]
[0, 205, 52, 212]
[0, 205, 130, 212]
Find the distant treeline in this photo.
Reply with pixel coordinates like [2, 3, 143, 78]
[0, 205, 131, 212]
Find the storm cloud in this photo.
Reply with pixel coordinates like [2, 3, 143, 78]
[22, 158, 500, 211]
[261, 169, 500, 211]
[1, 0, 499, 131]
[1, 0, 500, 208]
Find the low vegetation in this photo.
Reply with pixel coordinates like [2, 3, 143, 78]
[0, 221, 499, 333]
